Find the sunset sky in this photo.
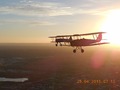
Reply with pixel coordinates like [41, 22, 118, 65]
[0, 0, 120, 43]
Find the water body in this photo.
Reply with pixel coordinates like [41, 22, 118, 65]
[0, 77, 28, 82]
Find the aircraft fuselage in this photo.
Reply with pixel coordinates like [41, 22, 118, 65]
[70, 39, 98, 46]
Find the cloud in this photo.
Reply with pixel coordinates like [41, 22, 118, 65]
[0, 0, 120, 17]
[0, 19, 56, 26]
[0, 1, 76, 16]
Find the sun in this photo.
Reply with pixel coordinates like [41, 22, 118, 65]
[101, 9, 120, 45]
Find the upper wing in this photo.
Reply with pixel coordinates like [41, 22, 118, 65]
[73, 32, 106, 36]
[49, 32, 106, 38]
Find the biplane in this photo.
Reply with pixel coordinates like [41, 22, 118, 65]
[49, 32, 109, 53]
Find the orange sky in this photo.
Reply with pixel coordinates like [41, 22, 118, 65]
[0, 0, 120, 43]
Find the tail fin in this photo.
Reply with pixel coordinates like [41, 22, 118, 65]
[96, 33, 102, 42]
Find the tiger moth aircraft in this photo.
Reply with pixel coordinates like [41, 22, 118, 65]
[49, 32, 109, 53]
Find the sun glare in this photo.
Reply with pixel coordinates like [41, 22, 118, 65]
[101, 9, 120, 45]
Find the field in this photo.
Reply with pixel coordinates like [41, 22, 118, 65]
[0, 43, 120, 90]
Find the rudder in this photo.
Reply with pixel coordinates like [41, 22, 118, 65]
[96, 33, 102, 42]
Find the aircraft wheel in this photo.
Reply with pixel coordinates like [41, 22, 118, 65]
[56, 44, 58, 46]
[81, 49, 84, 53]
[73, 49, 76, 53]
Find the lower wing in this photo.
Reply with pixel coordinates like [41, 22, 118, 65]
[62, 42, 109, 47]
[89, 42, 110, 46]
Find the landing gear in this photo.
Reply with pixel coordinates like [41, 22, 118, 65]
[72, 47, 84, 53]
[73, 49, 76, 53]
[55, 43, 58, 46]
[81, 48, 84, 53]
